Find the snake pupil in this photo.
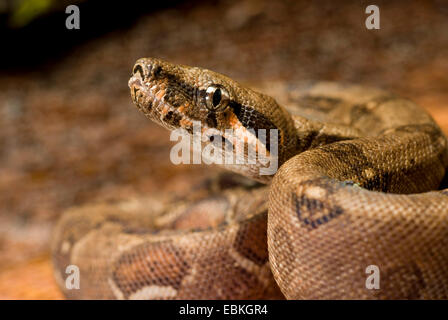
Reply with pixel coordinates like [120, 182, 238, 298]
[213, 88, 222, 107]
[133, 65, 144, 79]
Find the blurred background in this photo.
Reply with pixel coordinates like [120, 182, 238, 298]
[0, 0, 447, 299]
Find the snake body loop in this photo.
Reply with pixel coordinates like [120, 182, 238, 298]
[52, 58, 448, 299]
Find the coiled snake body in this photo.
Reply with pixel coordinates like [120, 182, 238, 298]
[52, 58, 448, 299]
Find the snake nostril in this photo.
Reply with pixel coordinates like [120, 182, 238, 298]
[133, 64, 145, 79]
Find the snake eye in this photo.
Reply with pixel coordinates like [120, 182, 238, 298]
[205, 85, 230, 111]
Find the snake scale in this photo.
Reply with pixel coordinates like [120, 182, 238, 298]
[52, 58, 448, 299]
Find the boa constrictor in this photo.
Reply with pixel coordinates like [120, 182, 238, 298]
[52, 58, 448, 299]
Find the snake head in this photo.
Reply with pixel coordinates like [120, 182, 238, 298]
[129, 58, 265, 132]
[129, 58, 298, 181]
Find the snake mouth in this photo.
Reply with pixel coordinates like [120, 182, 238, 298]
[129, 59, 197, 132]
[128, 72, 167, 121]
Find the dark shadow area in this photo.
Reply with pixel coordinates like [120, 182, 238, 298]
[0, 0, 191, 71]
[440, 171, 448, 190]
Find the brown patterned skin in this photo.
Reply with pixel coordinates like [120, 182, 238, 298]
[52, 58, 448, 299]
[52, 174, 283, 299]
